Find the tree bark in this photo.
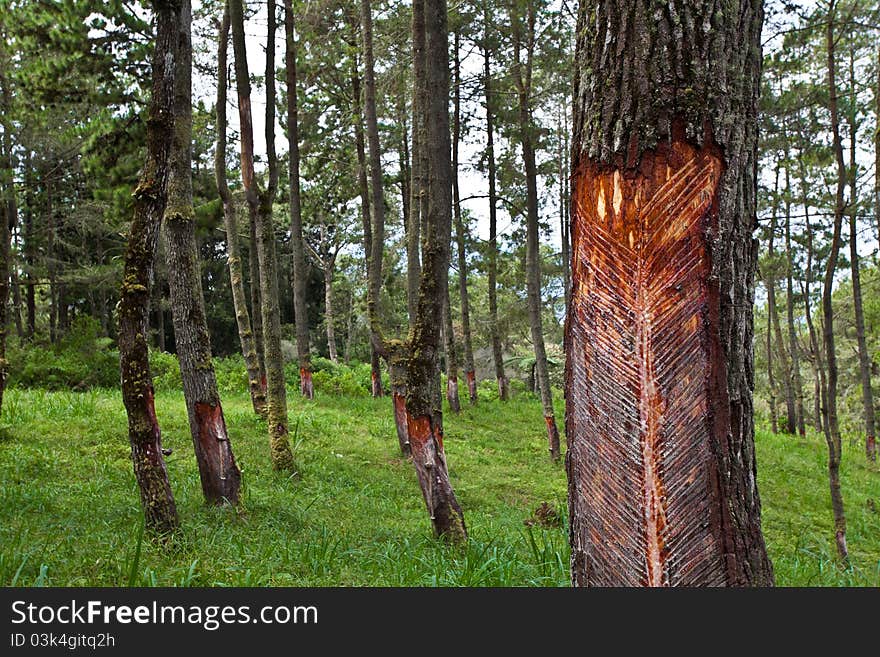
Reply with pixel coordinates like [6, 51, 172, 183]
[567, 0, 773, 585]
[162, 0, 241, 505]
[782, 167, 805, 437]
[323, 254, 338, 363]
[483, 27, 507, 401]
[512, 1, 559, 460]
[230, 0, 295, 471]
[821, 1, 848, 561]
[441, 284, 460, 412]
[452, 28, 476, 404]
[405, 0, 466, 542]
[407, 0, 425, 324]
[118, 0, 180, 534]
[214, 6, 266, 417]
[285, 0, 313, 399]
[350, 50, 383, 398]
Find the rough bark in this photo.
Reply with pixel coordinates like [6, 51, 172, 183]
[782, 167, 805, 437]
[322, 253, 339, 363]
[389, 340, 412, 457]
[567, 0, 773, 586]
[230, 0, 295, 471]
[512, 2, 559, 460]
[483, 30, 507, 401]
[162, 0, 241, 505]
[118, 0, 180, 534]
[452, 29, 476, 404]
[248, 213, 266, 387]
[560, 107, 572, 310]
[406, 0, 466, 542]
[285, 0, 313, 399]
[821, 1, 848, 562]
[214, 7, 266, 417]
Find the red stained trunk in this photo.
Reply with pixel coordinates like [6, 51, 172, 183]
[193, 402, 241, 503]
[300, 367, 314, 400]
[370, 352, 383, 397]
[446, 376, 460, 413]
[544, 415, 560, 461]
[393, 392, 412, 457]
[406, 414, 465, 541]
[465, 370, 477, 404]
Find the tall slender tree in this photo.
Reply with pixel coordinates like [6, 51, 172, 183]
[405, 0, 466, 541]
[214, 5, 266, 418]
[163, 0, 241, 504]
[566, 0, 773, 585]
[229, 0, 295, 471]
[118, 0, 181, 533]
[286, 0, 313, 399]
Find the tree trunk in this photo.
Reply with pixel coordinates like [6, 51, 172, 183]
[285, 0, 313, 399]
[560, 105, 572, 310]
[407, 0, 424, 324]
[0, 63, 15, 414]
[405, 0, 466, 542]
[350, 50, 383, 398]
[847, 48, 876, 463]
[248, 212, 266, 389]
[483, 28, 507, 401]
[323, 257, 338, 363]
[214, 7, 266, 418]
[821, 1, 848, 562]
[782, 167, 805, 437]
[230, 0, 295, 471]
[162, 0, 240, 506]
[452, 29, 476, 404]
[567, 0, 773, 585]
[389, 341, 411, 457]
[766, 279, 778, 434]
[512, 2, 559, 460]
[24, 162, 34, 341]
[118, 0, 180, 534]
[442, 284, 460, 412]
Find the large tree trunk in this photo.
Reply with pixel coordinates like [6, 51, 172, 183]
[847, 50, 876, 463]
[782, 168, 805, 437]
[821, 1, 848, 562]
[214, 7, 266, 418]
[285, 0, 313, 399]
[163, 0, 241, 505]
[566, 0, 773, 585]
[118, 0, 180, 534]
[230, 0, 295, 471]
[405, 0, 466, 542]
[452, 29, 476, 405]
[407, 0, 424, 324]
[483, 29, 507, 402]
[512, 2, 559, 460]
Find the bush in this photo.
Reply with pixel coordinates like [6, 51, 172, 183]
[7, 317, 120, 390]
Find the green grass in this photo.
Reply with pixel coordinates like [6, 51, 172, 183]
[0, 386, 877, 586]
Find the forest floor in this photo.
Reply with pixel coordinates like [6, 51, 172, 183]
[0, 387, 878, 586]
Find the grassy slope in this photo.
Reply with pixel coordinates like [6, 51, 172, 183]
[0, 387, 877, 586]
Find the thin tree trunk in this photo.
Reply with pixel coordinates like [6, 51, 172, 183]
[442, 284, 460, 412]
[248, 212, 266, 388]
[0, 62, 15, 414]
[483, 28, 507, 401]
[875, 44, 880, 247]
[783, 167, 805, 437]
[24, 159, 34, 340]
[847, 48, 876, 462]
[560, 104, 572, 310]
[822, 1, 847, 561]
[407, 0, 424, 324]
[214, 6, 266, 417]
[452, 28, 476, 404]
[118, 0, 180, 534]
[405, 0, 466, 542]
[230, 0, 295, 471]
[163, 0, 240, 505]
[350, 51, 383, 398]
[285, 0, 313, 399]
[567, 0, 773, 585]
[766, 276, 778, 433]
[512, 2, 559, 460]
[323, 256, 338, 363]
